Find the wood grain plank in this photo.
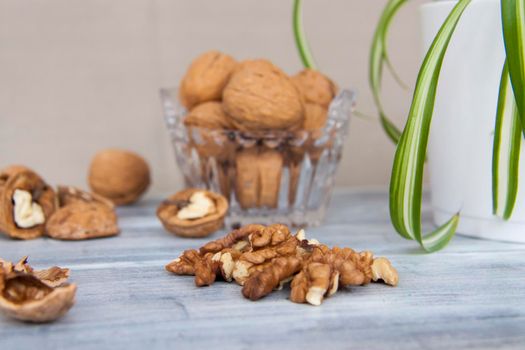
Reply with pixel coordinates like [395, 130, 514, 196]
[0, 189, 524, 349]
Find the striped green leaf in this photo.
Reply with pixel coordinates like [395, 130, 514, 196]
[369, 0, 409, 144]
[492, 61, 522, 219]
[502, 0, 525, 128]
[293, 0, 317, 69]
[389, 0, 471, 252]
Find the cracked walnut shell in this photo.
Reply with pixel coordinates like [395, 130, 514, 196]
[0, 166, 56, 240]
[46, 186, 119, 240]
[0, 257, 76, 323]
[88, 149, 150, 205]
[157, 189, 228, 238]
[46, 200, 119, 240]
[223, 59, 304, 131]
[179, 51, 237, 109]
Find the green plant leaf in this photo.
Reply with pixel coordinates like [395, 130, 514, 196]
[502, 0, 525, 128]
[389, 0, 472, 252]
[369, 0, 409, 144]
[492, 61, 522, 220]
[293, 0, 317, 69]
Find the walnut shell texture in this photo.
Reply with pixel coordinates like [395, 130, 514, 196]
[57, 185, 114, 209]
[303, 103, 328, 131]
[157, 189, 228, 238]
[45, 202, 119, 240]
[179, 51, 237, 109]
[0, 166, 56, 240]
[184, 101, 234, 130]
[292, 69, 338, 108]
[235, 148, 283, 209]
[0, 259, 76, 323]
[223, 59, 304, 131]
[88, 149, 150, 206]
[184, 102, 237, 160]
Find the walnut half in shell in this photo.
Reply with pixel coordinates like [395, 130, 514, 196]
[0, 166, 56, 240]
[0, 257, 76, 323]
[157, 189, 228, 238]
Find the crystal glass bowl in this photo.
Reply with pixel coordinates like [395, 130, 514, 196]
[160, 88, 355, 227]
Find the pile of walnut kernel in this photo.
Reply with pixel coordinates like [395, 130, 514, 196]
[166, 224, 398, 306]
[179, 51, 339, 209]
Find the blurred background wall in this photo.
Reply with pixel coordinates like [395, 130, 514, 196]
[0, 0, 421, 196]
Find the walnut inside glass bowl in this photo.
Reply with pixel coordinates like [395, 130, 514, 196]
[157, 189, 228, 238]
[160, 51, 355, 227]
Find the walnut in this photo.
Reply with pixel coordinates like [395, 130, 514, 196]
[290, 246, 377, 306]
[88, 149, 150, 205]
[179, 51, 237, 109]
[371, 257, 399, 286]
[292, 69, 338, 108]
[57, 185, 114, 209]
[234, 149, 259, 209]
[46, 201, 119, 240]
[0, 257, 76, 323]
[242, 256, 302, 301]
[199, 224, 263, 254]
[11, 256, 70, 288]
[184, 101, 234, 130]
[303, 103, 328, 131]
[165, 225, 257, 286]
[157, 189, 228, 238]
[0, 166, 56, 240]
[235, 148, 283, 209]
[231, 224, 299, 285]
[223, 59, 304, 131]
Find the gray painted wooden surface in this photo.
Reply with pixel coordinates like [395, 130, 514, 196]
[0, 188, 524, 350]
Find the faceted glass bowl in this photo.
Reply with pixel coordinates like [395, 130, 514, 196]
[160, 87, 355, 227]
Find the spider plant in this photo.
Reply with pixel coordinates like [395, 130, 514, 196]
[293, 0, 525, 252]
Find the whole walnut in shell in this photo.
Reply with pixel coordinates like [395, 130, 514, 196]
[223, 59, 304, 131]
[303, 103, 328, 131]
[292, 69, 338, 108]
[88, 149, 150, 205]
[179, 51, 237, 109]
[184, 101, 234, 130]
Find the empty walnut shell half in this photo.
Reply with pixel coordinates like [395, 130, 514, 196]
[292, 69, 338, 109]
[0, 166, 56, 240]
[88, 149, 150, 205]
[223, 59, 304, 131]
[157, 189, 228, 238]
[179, 51, 237, 109]
[0, 259, 76, 323]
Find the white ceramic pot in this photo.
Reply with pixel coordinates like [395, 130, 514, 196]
[421, 0, 525, 243]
